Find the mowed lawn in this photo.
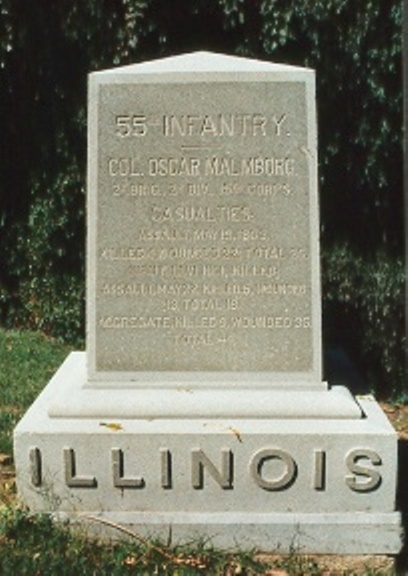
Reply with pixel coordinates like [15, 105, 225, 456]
[0, 328, 72, 455]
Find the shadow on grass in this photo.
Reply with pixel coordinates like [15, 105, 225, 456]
[396, 437, 408, 573]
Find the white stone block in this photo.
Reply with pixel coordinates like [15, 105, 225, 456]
[14, 353, 403, 554]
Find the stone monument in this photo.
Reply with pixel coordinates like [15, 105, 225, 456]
[14, 52, 403, 553]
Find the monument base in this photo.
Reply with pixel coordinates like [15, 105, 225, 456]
[58, 511, 402, 555]
[14, 353, 403, 554]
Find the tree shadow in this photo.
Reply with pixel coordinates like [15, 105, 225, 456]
[325, 349, 407, 569]
[396, 437, 408, 573]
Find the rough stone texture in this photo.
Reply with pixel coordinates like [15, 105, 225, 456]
[87, 52, 321, 382]
[14, 353, 403, 553]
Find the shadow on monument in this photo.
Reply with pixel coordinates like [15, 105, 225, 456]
[396, 437, 408, 572]
[325, 348, 367, 394]
[326, 347, 407, 567]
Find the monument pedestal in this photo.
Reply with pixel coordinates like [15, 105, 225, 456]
[14, 352, 403, 554]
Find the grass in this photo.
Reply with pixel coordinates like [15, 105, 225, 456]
[0, 508, 267, 575]
[0, 327, 403, 574]
[0, 328, 72, 454]
[0, 506, 397, 575]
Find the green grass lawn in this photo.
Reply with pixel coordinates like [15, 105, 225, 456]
[0, 328, 72, 455]
[0, 508, 269, 575]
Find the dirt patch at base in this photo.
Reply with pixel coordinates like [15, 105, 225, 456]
[256, 553, 395, 574]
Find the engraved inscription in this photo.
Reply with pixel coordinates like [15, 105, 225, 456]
[29, 447, 42, 487]
[313, 449, 326, 491]
[29, 445, 384, 495]
[162, 113, 271, 137]
[63, 448, 97, 489]
[160, 448, 172, 489]
[114, 113, 290, 140]
[112, 448, 145, 489]
[249, 448, 297, 491]
[93, 81, 317, 372]
[345, 449, 382, 493]
[191, 448, 233, 490]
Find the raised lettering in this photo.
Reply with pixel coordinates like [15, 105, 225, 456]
[313, 449, 326, 491]
[160, 448, 172, 489]
[112, 448, 145, 489]
[29, 447, 42, 487]
[191, 448, 233, 489]
[250, 448, 297, 490]
[64, 448, 97, 488]
[345, 448, 382, 492]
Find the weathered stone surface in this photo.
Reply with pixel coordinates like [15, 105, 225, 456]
[87, 52, 321, 382]
[14, 353, 403, 553]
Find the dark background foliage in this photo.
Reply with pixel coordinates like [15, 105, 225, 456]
[0, 0, 404, 397]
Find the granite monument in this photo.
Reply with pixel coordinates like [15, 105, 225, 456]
[14, 52, 402, 554]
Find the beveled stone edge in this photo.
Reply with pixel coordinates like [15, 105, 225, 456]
[92, 51, 314, 77]
[18, 351, 361, 419]
[58, 510, 404, 554]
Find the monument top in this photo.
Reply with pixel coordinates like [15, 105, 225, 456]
[49, 51, 364, 418]
[93, 51, 313, 77]
[87, 50, 321, 386]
